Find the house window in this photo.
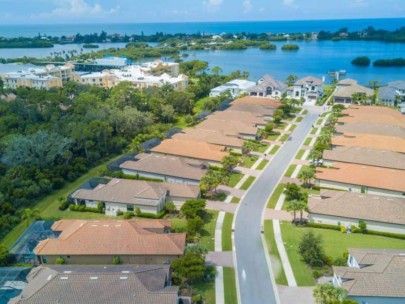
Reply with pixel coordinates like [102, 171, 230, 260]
[127, 205, 134, 211]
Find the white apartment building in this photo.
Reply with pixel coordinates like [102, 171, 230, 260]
[2, 71, 62, 90]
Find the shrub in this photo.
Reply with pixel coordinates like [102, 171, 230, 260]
[306, 222, 341, 231]
[333, 257, 347, 266]
[299, 231, 325, 266]
[350, 225, 359, 233]
[366, 230, 405, 240]
[312, 270, 324, 279]
[69, 204, 101, 213]
[55, 257, 65, 264]
[137, 210, 166, 219]
[343, 251, 349, 260]
[97, 201, 104, 213]
[165, 201, 176, 214]
[113, 256, 120, 265]
[340, 226, 346, 233]
[58, 197, 70, 211]
[117, 210, 124, 216]
[192, 294, 203, 304]
[208, 192, 227, 201]
[323, 255, 334, 266]
[123, 211, 134, 219]
[358, 220, 367, 233]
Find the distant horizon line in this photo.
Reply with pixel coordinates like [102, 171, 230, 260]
[0, 17, 404, 26]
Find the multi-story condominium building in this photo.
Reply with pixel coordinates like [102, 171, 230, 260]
[2, 71, 62, 90]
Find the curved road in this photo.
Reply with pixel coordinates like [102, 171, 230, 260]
[234, 109, 320, 304]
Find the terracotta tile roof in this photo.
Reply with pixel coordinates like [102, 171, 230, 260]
[333, 249, 405, 298]
[196, 117, 258, 136]
[335, 122, 405, 138]
[34, 219, 186, 256]
[229, 103, 276, 116]
[332, 133, 405, 153]
[309, 190, 405, 225]
[174, 128, 244, 148]
[211, 109, 268, 125]
[120, 153, 206, 181]
[323, 146, 405, 170]
[12, 265, 178, 304]
[316, 162, 405, 193]
[71, 178, 199, 206]
[339, 106, 405, 127]
[231, 96, 281, 107]
[151, 138, 228, 162]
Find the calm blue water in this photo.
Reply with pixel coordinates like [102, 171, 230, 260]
[0, 18, 404, 37]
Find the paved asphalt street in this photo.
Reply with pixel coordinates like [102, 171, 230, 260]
[234, 109, 320, 304]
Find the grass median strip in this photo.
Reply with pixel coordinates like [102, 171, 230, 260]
[303, 137, 312, 146]
[289, 124, 297, 132]
[231, 197, 240, 204]
[279, 134, 289, 142]
[228, 173, 244, 188]
[295, 116, 303, 123]
[222, 213, 234, 251]
[264, 220, 288, 285]
[223, 267, 237, 304]
[295, 149, 305, 160]
[266, 183, 286, 209]
[256, 159, 269, 170]
[284, 164, 297, 177]
[240, 176, 256, 190]
[269, 145, 280, 155]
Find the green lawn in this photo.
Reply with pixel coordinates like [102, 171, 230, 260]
[171, 218, 187, 232]
[279, 134, 289, 142]
[231, 197, 240, 204]
[251, 141, 269, 153]
[223, 267, 238, 304]
[194, 281, 215, 304]
[295, 149, 305, 160]
[280, 221, 405, 286]
[303, 137, 312, 146]
[284, 164, 297, 177]
[277, 122, 288, 130]
[289, 124, 297, 132]
[256, 159, 269, 170]
[193, 96, 212, 113]
[321, 111, 331, 117]
[240, 176, 256, 190]
[310, 128, 318, 135]
[266, 183, 286, 209]
[269, 145, 280, 155]
[264, 221, 288, 285]
[267, 132, 281, 141]
[295, 117, 303, 123]
[222, 213, 234, 251]
[241, 155, 259, 168]
[1, 156, 122, 248]
[315, 119, 323, 126]
[302, 109, 308, 115]
[228, 173, 244, 188]
[199, 210, 219, 252]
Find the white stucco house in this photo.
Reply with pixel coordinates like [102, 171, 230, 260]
[209, 79, 255, 98]
[287, 76, 324, 102]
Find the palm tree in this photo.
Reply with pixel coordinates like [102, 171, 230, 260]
[297, 200, 308, 224]
[20, 208, 41, 228]
[285, 200, 300, 223]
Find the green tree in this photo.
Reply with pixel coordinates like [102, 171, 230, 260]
[298, 166, 316, 187]
[171, 253, 206, 282]
[285, 199, 300, 222]
[211, 66, 223, 75]
[221, 155, 239, 174]
[185, 244, 208, 255]
[20, 208, 41, 227]
[180, 199, 206, 219]
[299, 232, 325, 266]
[242, 141, 255, 156]
[313, 283, 347, 304]
[286, 74, 298, 86]
[284, 183, 307, 202]
[265, 121, 275, 134]
[199, 170, 224, 192]
[0, 246, 10, 266]
[187, 216, 204, 236]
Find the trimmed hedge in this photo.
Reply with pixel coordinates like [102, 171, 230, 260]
[69, 205, 102, 213]
[306, 222, 341, 231]
[136, 209, 166, 219]
[366, 230, 405, 240]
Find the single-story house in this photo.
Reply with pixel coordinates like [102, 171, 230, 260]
[323, 146, 405, 170]
[10, 265, 178, 304]
[34, 219, 186, 265]
[229, 102, 277, 119]
[231, 96, 281, 108]
[334, 79, 374, 104]
[338, 105, 405, 127]
[287, 76, 324, 101]
[209, 79, 255, 97]
[334, 121, 405, 138]
[196, 117, 258, 140]
[333, 248, 405, 304]
[315, 162, 405, 197]
[120, 153, 207, 185]
[378, 80, 405, 106]
[308, 190, 405, 234]
[331, 133, 405, 153]
[247, 74, 287, 98]
[151, 138, 228, 166]
[71, 178, 200, 215]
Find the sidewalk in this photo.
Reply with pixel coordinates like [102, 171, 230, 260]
[214, 211, 225, 304]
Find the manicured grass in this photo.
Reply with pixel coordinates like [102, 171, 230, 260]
[269, 145, 280, 155]
[280, 221, 405, 286]
[194, 281, 215, 304]
[241, 155, 259, 168]
[277, 122, 287, 130]
[310, 128, 318, 135]
[228, 173, 244, 188]
[321, 111, 331, 117]
[295, 149, 305, 160]
[240, 176, 256, 190]
[257, 142, 270, 153]
[279, 134, 289, 142]
[1, 156, 121, 248]
[256, 159, 269, 170]
[231, 197, 240, 204]
[267, 132, 281, 141]
[289, 124, 297, 132]
[264, 221, 288, 285]
[303, 137, 312, 146]
[302, 109, 308, 115]
[295, 116, 303, 123]
[199, 210, 219, 252]
[171, 218, 187, 232]
[284, 164, 297, 177]
[266, 183, 286, 209]
[223, 267, 237, 304]
[315, 119, 323, 126]
[222, 213, 234, 251]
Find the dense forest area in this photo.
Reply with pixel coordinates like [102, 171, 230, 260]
[0, 60, 238, 241]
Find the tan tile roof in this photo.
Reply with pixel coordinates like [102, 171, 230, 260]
[316, 162, 405, 192]
[34, 219, 186, 256]
[309, 190, 405, 225]
[339, 106, 405, 127]
[333, 249, 405, 298]
[229, 103, 276, 116]
[120, 153, 206, 181]
[231, 96, 281, 107]
[323, 146, 405, 170]
[335, 122, 405, 138]
[173, 128, 244, 148]
[151, 138, 228, 162]
[332, 133, 405, 153]
[295, 76, 323, 86]
[196, 117, 258, 137]
[71, 178, 199, 206]
[211, 109, 268, 125]
[334, 83, 374, 98]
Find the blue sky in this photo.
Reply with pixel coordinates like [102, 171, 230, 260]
[0, 0, 404, 24]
